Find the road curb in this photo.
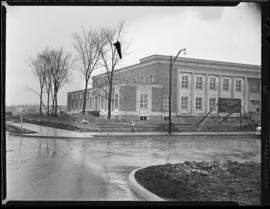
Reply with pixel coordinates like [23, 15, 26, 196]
[93, 132, 257, 137]
[9, 133, 94, 139]
[8, 132, 257, 139]
[128, 167, 165, 201]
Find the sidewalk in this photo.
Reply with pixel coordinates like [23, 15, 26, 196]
[7, 122, 257, 139]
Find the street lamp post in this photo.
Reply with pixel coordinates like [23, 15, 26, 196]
[168, 48, 186, 134]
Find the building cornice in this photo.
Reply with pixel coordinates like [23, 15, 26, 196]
[142, 54, 260, 71]
[93, 54, 261, 80]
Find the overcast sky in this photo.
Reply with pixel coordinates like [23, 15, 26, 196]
[5, 3, 261, 106]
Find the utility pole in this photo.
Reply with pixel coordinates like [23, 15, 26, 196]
[168, 49, 187, 135]
[169, 56, 172, 134]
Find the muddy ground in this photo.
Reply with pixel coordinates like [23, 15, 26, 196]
[135, 161, 260, 205]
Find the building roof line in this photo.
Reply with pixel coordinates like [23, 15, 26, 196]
[142, 54, 260, 69]
[93, 54, 261, 79]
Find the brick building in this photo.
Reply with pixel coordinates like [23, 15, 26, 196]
[67, 55, 261, 120]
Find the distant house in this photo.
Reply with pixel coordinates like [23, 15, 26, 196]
[67, 54, 261, 121]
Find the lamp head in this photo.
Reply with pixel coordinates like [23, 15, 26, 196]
[183, 48, 187, 55]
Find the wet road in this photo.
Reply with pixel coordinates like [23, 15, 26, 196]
[6, 131, 261, 201]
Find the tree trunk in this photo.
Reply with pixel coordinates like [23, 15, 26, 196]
[47, 91, 50, 116]
[82, 80, 88, 115]
[107, 71, 115, 119]
[107, 80, 113, 119]
[52, 97, 55, 116]
[54, 92, 58, 116]
[40, 87, 43, 115]
[51, 87, 55, 115]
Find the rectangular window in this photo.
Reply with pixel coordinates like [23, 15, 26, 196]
[89, 97, 93, 109]
[94, 97, 98, 110]
[195, 76, 203, 90]
[150, 75, 154, 83]
[80, 99, 83, 110]
[98, 97, 101, 110]
[140, 94, 148, 109]
[181, 96, 188, 110]
[195, 97, 202, 110]
[101, 96, 105, 109]
[141, 76, 145, 83]
[236, 80, 242, 92]
[209, 98, 216, 111]
[181, 75, 189, 89]
[163, 95, 169, 109]
[86, 94, 89, 109]
[223, 79, 229, 91]
[140, 116, 147, 121]
[133, 78, 136, 83]
[250, 81, 260, 93]
[115, 94, 119, 109]
[209, 77, 216, 90]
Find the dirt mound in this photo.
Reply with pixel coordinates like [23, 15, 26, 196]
[135, 161, 260, 205]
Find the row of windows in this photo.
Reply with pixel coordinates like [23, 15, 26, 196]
[71, 93, 244, 112]
[180, 97, 217, 111]
[71, 94, 119, 111]
[162, 95, 217, 111]
[127, 74, 154, 84]
[160, 96, 217, 111]
[71, 93, 149, 111]
[181, 76, 243, 92]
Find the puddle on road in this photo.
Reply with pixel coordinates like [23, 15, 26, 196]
[6, 134, 260, 201]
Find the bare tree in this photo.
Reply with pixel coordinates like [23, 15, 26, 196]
[29, 48, 72, 117]
[50, 48, 73, 116]
[41, 49, 53, 116]
[99, 21, 130, 119]
[29, 54, 46, 114]
[73, 28, 102, 115]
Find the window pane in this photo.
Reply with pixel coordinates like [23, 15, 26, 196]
[236, 80, 242, 92]
[250, 81, 260, 93]
[150, 75, 154, 83]
[196, 97, 202, 110]
[223, 79, 229, 91]
[196, 77, 203, 89]
[181, 75, 189, 88]
[181, 96, 188, 110]
[163, 95, 169, 109]
[89, 97, 92, 109]
[210, 78, 216, 90]
[115, 94, 118, 109]
[140, 94, 148, 108]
